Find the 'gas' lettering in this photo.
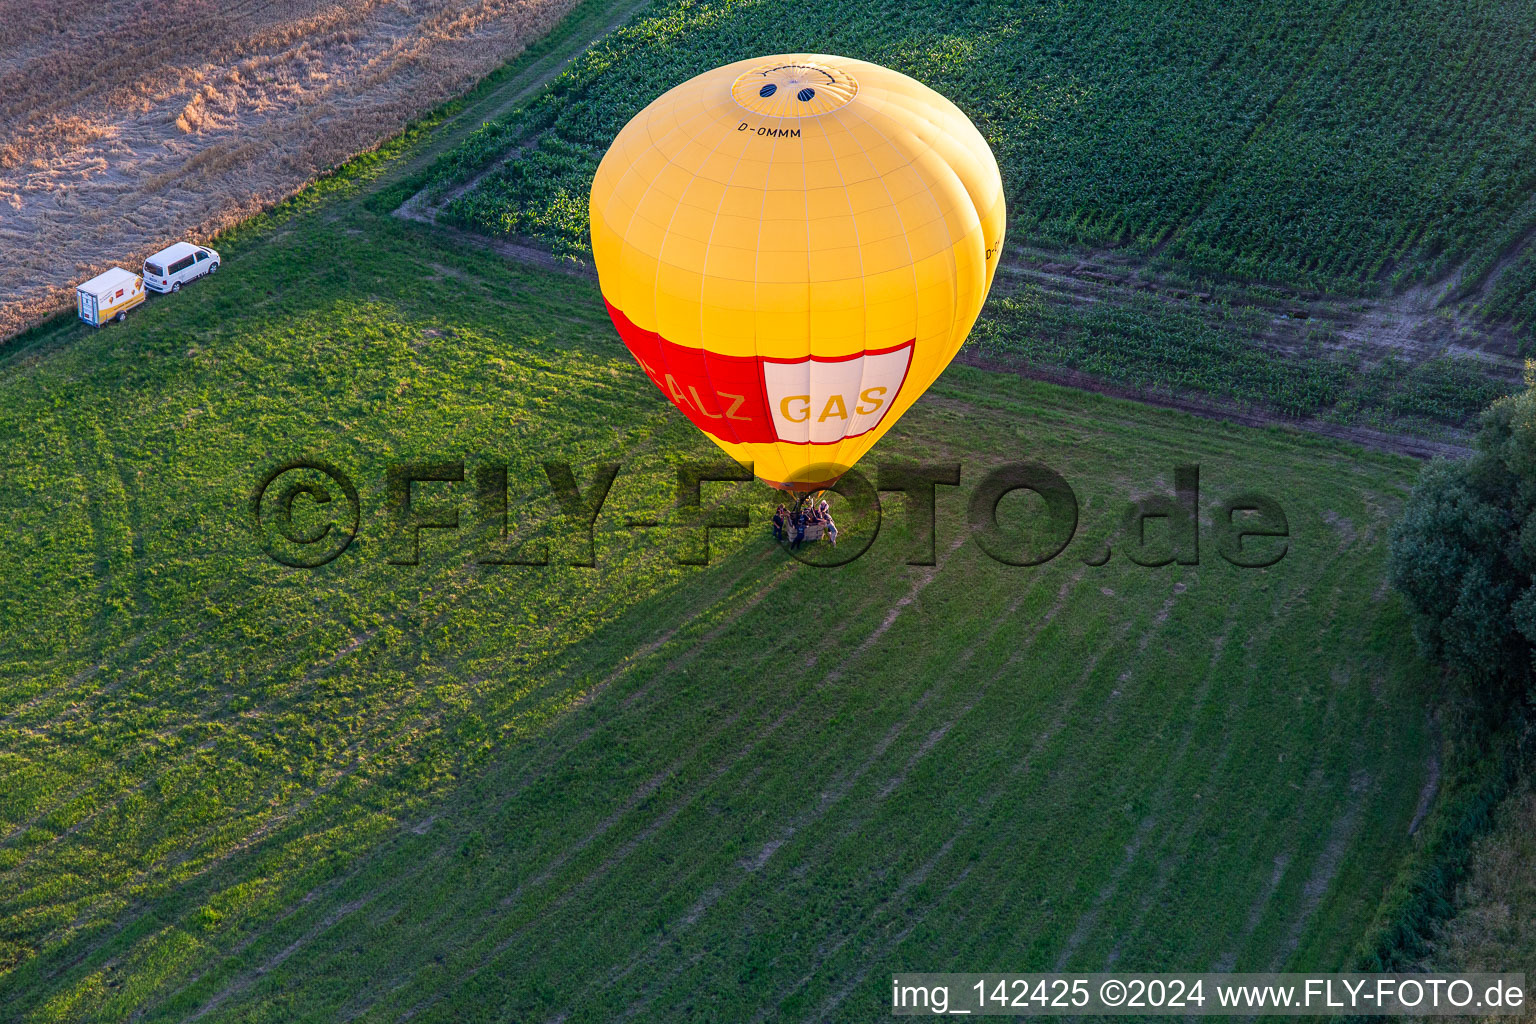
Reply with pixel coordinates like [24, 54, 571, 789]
[856, 387, 888, 415]
[781, 395, 810, 423]
[818, 394, 849, 422]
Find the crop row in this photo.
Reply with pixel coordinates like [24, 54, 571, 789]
[970, 288, 1508, 428]
[435, 0, 1536, 296]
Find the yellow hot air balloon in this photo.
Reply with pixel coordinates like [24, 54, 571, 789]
[590, 54, 1005, 492]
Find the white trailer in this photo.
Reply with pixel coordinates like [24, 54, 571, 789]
[77, 267, 145, 326]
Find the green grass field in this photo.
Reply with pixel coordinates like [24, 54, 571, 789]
[0, 92, 1467, 1020]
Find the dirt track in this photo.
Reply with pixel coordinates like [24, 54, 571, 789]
[0, 0, 581, 338]
[1000, 245, 1527, 375]
[955, 352, 1475, 460]
[397, 191, 1487, 459]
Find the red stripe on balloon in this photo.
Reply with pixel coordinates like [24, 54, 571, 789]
[604, 298, 779, 444]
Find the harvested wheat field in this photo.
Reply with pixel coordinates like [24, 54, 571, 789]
[0, 0, 578, 337]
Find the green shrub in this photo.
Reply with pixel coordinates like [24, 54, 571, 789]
[1390, 379, 1536, 691]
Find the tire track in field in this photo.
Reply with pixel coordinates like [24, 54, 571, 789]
[0, 553, 397, 853]
[129, 868, 363, 1023]
[1267, 764, 1373, 970]
[800, 582, 1188, 1024]
[756, 581, 1175, 1023]
[30, 699, 432, 998]
[613, 557, 799, 713]
[186, 896, 375, 1022]
[0, 652, 115, 728]
[824, 534, 969, 684]
[1100, 624, 1241, 968]
[733, 567, 1047, 878]
[0, 619, 377, 862]
[1049, 581, 1197, 970]
[802, 612, 1161, 1020]
[167, 554, 794, 1022]
[472, 556, 804, 915]
[1, 413, 214, 744]
[502, 654, 776, 906]
[393, 540, 979, 1021]
[607, 572, 1082, 1024]
[0, 556, 353, 777]
[599, 574, 1081, 1019]
[809, 843, 973, 1023]
[74, 531, 808, 1018]
[15, 444, 691, 991]
[1407, 710, 1441, 837]
[258, 553, 830, 1022]
[602, 694, 932, 1024]
[0, 621, 389, 879]
[1052, 814, 1160, 971]
[13, 455, 690, 866]
[58, 408, 140, 642]
[911, 611, 1140, 935]
[429, 558, 1134, 1023]
[1212, 852, 1293, 974]
[1205, 630, 1349, 969]
[1094, 573, 1315, 969]
[7, 419, 676, 863]
[47, 555, 663, 1012]
[1204, 582, 1366, 973]
[869, 569, 1083, 806]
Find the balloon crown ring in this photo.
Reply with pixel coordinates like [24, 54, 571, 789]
[731, 61, 858, 117]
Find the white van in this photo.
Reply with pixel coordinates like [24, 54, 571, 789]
[144, 241, 220, 293]
[77, 267, 145, 326]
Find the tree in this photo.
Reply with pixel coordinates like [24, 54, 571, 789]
[1389, 368, 1536, 692]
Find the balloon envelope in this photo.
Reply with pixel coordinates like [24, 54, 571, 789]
[590, 54, 1005, 491]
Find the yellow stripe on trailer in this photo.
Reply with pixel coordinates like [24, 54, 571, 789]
[78, 266, 147, 325]
[100, 289, 146, 319]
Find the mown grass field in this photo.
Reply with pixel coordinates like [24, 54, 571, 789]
[0, 87, 1469, 1020]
